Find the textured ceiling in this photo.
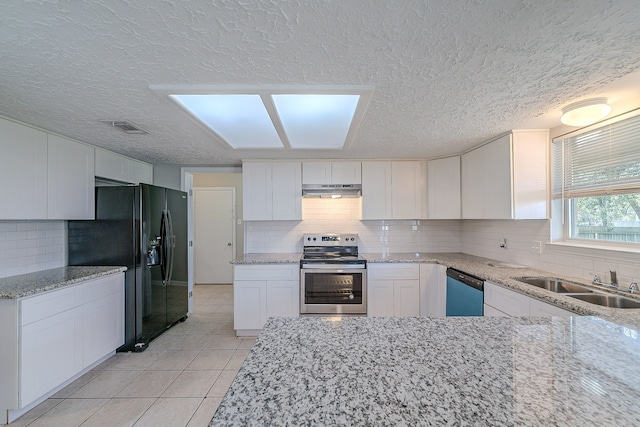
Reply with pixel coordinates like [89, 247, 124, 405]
[1, 1, 640, 166]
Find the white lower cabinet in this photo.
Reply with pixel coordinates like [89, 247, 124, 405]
[233, 264, 299, 336]
[1, 273, 124, 424]
[368, 264, 420, 317]
[421, 263, 447, 317]
[484, 281, 574, 317]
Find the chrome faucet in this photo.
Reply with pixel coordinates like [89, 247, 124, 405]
[592, 274, 602, 285]
[610, 270, 618, 288]
[630, 282, 639, 294]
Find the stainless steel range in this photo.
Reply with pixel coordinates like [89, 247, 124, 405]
[300, 234, 367, 314]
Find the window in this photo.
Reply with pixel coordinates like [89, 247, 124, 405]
[553, 111, 640, 245]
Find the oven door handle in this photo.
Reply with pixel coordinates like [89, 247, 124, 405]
[301, 265, 367, 271]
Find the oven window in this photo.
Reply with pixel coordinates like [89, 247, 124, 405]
[304, 272, 363, 305]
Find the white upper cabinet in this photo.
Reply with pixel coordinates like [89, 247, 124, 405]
[461, 130, 549, 219]
[362, 161, 426, 220]
[0, 117, 48, 219]
[47, 134, 95, 220]
[243, 161, 302, 221]
[95, 148, 153, 184]
[428, 156, 461, 219]
[302, 161, 361, 184]
[0, 117, 96, 220]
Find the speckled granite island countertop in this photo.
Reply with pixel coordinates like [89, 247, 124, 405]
[0, 266, 127, 298]
[211, 316, 640, 426]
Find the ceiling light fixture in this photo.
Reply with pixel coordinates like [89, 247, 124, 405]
[560, 97, 611, 127]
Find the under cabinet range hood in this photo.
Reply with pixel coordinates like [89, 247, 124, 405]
[302, 184, 362, 198]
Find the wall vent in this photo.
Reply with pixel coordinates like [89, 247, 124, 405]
[100, 119, 149, 134]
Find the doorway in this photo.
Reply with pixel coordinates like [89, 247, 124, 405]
[194, 187, 235, 284]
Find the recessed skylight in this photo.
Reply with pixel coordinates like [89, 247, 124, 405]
[271, 94, 360, 149]
[153, 85, 374, 150]
[169, 94, 283, 149]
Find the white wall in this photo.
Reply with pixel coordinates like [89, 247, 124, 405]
[0, 220, 66, 279]
[462, 219, 640, 288]
[244, 198, 461, 254]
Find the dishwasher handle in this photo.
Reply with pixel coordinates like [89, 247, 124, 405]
[446, 268, 484, 291]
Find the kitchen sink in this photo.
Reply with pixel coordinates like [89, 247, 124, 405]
[567, 293, 640, 309]
[515, 277, 594, 294]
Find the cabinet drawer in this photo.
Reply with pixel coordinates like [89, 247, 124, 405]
[79, 274, 124, 304]
[484, 282, 529, 317]
[368, 263, 420, 280]
[20, 287, 80, 326]
[234, 264, 299, 281]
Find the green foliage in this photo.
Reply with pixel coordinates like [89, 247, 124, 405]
[575, 194, 640, 228]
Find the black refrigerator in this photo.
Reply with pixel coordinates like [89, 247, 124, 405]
[68, 184, 188, 352]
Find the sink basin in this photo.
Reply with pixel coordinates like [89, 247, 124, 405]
[568, 293, 640, 308]
[516, 277, 594, 294]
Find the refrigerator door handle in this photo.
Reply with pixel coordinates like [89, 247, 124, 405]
[166, 209, 175, 287]
[160, 210, 168, 285]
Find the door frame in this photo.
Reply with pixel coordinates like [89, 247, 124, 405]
[193, 186, 236, 284]
[181, 167, 241, 313]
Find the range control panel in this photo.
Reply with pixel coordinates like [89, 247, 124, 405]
[303, 234, 359, 246]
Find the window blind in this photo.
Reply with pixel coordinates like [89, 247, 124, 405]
[553, 113, 640, 199]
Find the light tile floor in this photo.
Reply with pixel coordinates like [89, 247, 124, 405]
[4, 284, 251, 427]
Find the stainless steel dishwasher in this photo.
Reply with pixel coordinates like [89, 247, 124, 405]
[445, 268, 484, 316]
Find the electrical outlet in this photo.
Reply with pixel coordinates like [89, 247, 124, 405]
[531, 241, 542, 254]
[499, 238, 507, 249]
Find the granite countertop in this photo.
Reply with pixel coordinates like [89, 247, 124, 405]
[231, 253, 301, 264]
[0, 266, 127, 299]
[211, 316, 640, 426]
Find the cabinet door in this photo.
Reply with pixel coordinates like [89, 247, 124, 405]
[393, 280, 420, 317]
[272, 162, 302, 220]
[484, 282, 530, 316]
[428, 156, 461, 219]
[47, 134, 95, 219]
[234, 281, 267, 330]
[361, 161, 392, 219]
[461, 147, 484, 219]
[512, 130, 548, 219]
[95, 148, 128, 182]
[266, 280, 299, 318]
[127, 158, 153, 184]
[0, 118, 48, 219]
[331, 162, 361, 184]
[529, 299, 573, 316]
[484, 304, 510, 317]
[243, 162, 273, 220]
[483, 135, 512, 219]
[302, 162, 331, 184]
[391, 161, 424, 219]
[20, 308, 82, 406]
[368, 280, 394, 317]
[82, 290, 125, 367]
[421, 264, 446, 317]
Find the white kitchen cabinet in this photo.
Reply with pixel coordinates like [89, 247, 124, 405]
[1, 273, 124, 424]
[421, 263, 446, 317]
[484, 281, 574, 317]
[95, 148, 153, 184]
[47, 134, 95, 219]
[368, 263, 421, 317]
[529, 298, 574, 317]
[361, 161, 426, 220]
[243, 161, 302, 221]
[302, 161, 361, 184]
[0, 117, 48, 219]
[361, 161, 392, 219]
[233, 264, 299, 335]
[461, 130, 549, 219]
[428, 156, 461, 219]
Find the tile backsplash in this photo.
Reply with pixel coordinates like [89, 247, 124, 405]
[245, 197, 462, 253]
[0, 220, 66, 279]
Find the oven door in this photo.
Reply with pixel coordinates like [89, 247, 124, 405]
[300, 267, 367, 314]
